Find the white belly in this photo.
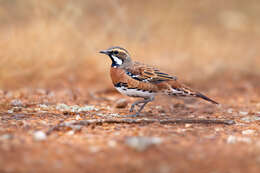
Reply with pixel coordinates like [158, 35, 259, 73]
[115, 86, 155, 98]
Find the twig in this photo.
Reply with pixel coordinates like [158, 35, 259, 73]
[47, 118, 235, 135]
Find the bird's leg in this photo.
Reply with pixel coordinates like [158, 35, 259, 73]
[126, 96, 154, 117]
[129, 99, 147, 112]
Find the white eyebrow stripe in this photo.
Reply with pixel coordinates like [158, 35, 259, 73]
[111, 55, 123, 65]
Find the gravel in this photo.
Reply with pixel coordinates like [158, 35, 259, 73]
[240, 116, 260, 123]
[10, 99, 23, 107]
[56, 103, 98, 113]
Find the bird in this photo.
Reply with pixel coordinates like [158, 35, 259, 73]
[99, 46, 218, 117]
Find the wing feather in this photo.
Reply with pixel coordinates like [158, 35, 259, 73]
[125, 62, 177, 83]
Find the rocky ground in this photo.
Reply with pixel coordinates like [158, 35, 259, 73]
[0, 76, 260, 173]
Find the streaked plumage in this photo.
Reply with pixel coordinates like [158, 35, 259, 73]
[100, 46, 218, 117]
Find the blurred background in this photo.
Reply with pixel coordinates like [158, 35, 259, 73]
[0, 0, 259, 90]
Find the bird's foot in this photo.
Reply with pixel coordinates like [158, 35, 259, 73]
[129, 103, 142, 112]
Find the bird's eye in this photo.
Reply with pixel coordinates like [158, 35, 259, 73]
[113, 50, 119, 55]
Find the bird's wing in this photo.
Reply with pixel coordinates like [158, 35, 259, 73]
[125, 62, 177, 83]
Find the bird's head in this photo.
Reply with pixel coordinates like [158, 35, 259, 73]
[99, 46, 131, 67]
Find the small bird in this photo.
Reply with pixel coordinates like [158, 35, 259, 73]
[99, 46, 218, 117]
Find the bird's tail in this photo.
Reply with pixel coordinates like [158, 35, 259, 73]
[167, 80, 219, 104]
[194, 92, 219, 104]
[170, 86, 219, 104]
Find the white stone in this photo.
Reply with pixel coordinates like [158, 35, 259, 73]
[33, 131, 47, 141]
[239, 111, 248, 115]
[242, 129, 256, 135]
[227, 135, 251, 144]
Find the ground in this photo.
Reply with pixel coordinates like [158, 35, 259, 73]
[1, 0, 260, 172]
[0, 75, 260, 173]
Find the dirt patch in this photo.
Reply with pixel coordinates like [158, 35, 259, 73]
[0, 77, 260, 173]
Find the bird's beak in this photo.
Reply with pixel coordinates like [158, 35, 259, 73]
[99, 50, 109, 55]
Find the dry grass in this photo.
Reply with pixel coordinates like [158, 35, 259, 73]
[0, 0, 260, 89]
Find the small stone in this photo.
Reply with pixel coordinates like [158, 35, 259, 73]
[115, 99, 128, 108]
[33, 131, 47, 141]
[56, 103, 71, 111]
[7, 110, 13, 114]
[78, 105, 98, 112]
[39, 104, 48, 109]
[75, 115, 81, 120]
[10, 99, 23, 107]
[176, 128, 186, 133]
[70, 105, 80, 113]
[96, 113, 105, 117]
[109, 113, 121, 117]
[155, 106, 163, 109]
[227, 135, 251, 144]
[13, 114, 26, 120]
[107, 140, 117, 148]
[227, 108, 233, 114]
[185, 124, 192, 128]
[125, 136, 162, 151]
[239, 111, 248, 115]
[241, 116, 260, 123]
[66, 130, 75, 136]
[242, 129, 256, 135]
[215, 127, 223, 132]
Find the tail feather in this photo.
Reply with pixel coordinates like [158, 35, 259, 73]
[168, 81, 219, 104]
[195, 92, 219, 104]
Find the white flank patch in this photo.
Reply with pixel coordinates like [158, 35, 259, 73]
[171, 88, 184, 94]
[111, 55, 123, 65]
[115, 87, 154, 98]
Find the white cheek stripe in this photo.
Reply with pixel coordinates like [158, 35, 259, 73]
[111, 55, 123, 65]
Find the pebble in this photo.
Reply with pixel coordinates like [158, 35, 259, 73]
[240, 116, 260, 123]
[7, 110, 14, 114]
[115, 99, 128, 108]
[33, 131, 47, 141]
[107, 140, 117, 148]
[227, 135, 252, 144]
[215, 127, 224, 132]
[13, 114, 26, 120]
[56, 103, 98, 113]
[227, 108, 233, 114]
[242, 129, 256, 135]
[39, 104, 49, 109]
[10, 99, 23, 107]
[56, 103, 70, 111]
[66, 130, 75, 136]
[78, 105, 98, 112]
[75, 115, 81, 120]
[125, 136, 162, 151]
[239, 111, 248, 116]
[185, 124, 192, 128]
[109, 113, 121, 117]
